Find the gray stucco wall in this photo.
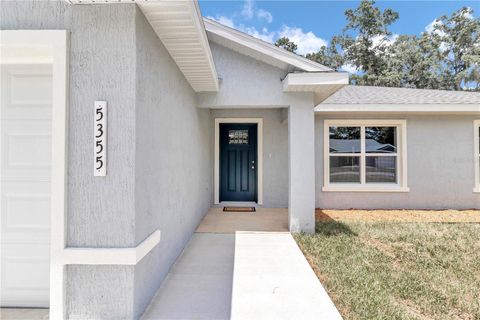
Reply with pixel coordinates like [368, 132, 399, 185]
[2, 2, 213, 319]
[316, 114, 480, 209]
[1, 2, 139, 318]
[1, 0, 137, 251]
[133, 8, 212, 318]
[65, 5, 137, 249]
[198, 41, 308, 108]
[211, 109, 288, 207]
[66, 265, 135, 319]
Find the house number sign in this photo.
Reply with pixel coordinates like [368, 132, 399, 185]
[94, 101, 107, 176]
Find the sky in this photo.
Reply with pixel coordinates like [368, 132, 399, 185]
[199, 0, 479, 59]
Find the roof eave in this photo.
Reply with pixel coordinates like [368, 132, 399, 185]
[283, 72, 349, 105]
[137, 0, 219, 92]
[203, 18, 332, 72]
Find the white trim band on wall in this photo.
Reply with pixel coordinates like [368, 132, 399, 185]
[61, 230, 161, 265]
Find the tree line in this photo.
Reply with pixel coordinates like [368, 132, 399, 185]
[274, 0, 479, 91]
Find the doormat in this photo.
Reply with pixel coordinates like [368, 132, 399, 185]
[223, 207, 256, 212]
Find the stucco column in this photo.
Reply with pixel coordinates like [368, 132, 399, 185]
[288, 100, 315, 233]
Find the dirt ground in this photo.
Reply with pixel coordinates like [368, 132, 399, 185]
[316, 208, 480, 223]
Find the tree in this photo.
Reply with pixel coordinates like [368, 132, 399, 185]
[305, 38, 344, 71]
[339, 0, 399, 82]
[273, 2, 479, 91]
[274, 37, 297, 53]
[432, 7, 480, 90]
[383, 7, 480, 91]
[384, 34, 444, 89]
[297, 0, 400, 85]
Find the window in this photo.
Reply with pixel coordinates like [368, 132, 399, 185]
[475, 120, 480, 193]
[323, 120, 408, 192]
[228, 129, 249, 144]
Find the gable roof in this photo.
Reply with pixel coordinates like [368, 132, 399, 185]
[321, 85, 480, 105]
[203, 18, 332, 72]
[65, 0, 343, 94]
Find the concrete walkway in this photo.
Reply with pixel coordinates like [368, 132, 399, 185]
[230, 232, 341, 320]
[141, 209, 342, 320]
[0, 308, 49, 320]
[141, 233, 235, 320]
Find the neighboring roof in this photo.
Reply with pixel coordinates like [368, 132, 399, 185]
[67, 0, 219, 92]
[203, 18, 332, 72]
[330, 139, 396, 153]
[321, 85, 480, 105]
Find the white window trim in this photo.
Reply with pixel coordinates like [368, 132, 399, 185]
[474, 120, 480, 193]
[214, 118, 263, 205]
[323, 119, 409, 192]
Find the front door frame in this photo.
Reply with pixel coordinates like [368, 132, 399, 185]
[214, 118, 263, 205]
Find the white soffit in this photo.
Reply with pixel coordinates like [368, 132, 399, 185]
[204, 18, 332, 72]
[138, 1, 218, 92]
[66, 0, 219, 92]
[283, 72, 349, 105]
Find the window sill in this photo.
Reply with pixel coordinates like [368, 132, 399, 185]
[322, 185, 410, 193]
[474, 187, 480, 193]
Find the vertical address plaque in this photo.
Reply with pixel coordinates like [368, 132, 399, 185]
[94, 101, 107, 176]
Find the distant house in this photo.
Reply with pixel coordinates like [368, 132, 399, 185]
[329, 139, 396, 153]
[1, 1, 479, 319]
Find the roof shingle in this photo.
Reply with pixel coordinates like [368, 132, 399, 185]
[321, 85, 480, 105]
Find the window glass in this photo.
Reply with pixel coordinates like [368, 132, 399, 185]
[329, 156, 360, 183]
[366, 156, 397, 183]
[228, 130, 249, 144]
[329, 127, 361, 153]
[365, 127, 397, 153]
[326, 122, 405, 188]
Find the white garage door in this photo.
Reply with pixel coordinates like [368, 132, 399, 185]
[1, 64, 52, 307]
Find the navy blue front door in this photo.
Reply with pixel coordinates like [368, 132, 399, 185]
[220, 123, 257, 202]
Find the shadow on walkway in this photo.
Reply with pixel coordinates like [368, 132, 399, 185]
[141, 233, 235, 320]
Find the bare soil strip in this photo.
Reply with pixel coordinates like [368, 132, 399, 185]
[316, 209, 480, 223]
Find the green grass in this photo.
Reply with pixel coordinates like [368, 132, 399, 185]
[294, 221, 480, 320]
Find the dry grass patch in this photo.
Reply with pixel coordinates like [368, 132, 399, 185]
[316, 209, 480, 223]
[295, 214, 480, 320]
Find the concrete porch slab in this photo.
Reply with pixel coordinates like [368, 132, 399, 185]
[196, 207, 288, 233]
